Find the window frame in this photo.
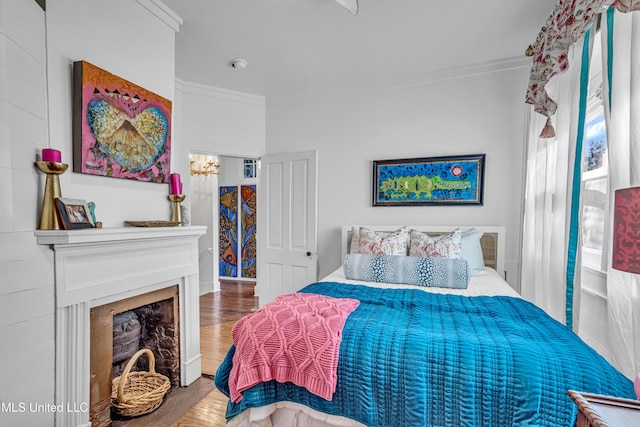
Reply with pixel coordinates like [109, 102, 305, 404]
[579, 42, 608, 273]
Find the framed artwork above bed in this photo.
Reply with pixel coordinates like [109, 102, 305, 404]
[372, 154, 485, 206]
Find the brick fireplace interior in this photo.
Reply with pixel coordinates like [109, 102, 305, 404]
[90, 286, 180, 426]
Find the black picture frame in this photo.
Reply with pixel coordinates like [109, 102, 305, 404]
[55, 198, 95, 229]
[372, 154, 485, 206]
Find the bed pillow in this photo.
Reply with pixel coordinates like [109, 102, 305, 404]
[409, 229, 463, 259]
[358, 226, 408, 256]
[461, 228, 485, 275]
[350, 226, 391, 254]
[349, 226, 361, 254]
[344, 254, 469, 289]
[351, 226, 410, 254]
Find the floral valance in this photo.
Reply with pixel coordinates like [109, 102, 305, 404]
[526, 0, 640, 121]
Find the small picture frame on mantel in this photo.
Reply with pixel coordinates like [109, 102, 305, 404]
[55, 198, 95, 230]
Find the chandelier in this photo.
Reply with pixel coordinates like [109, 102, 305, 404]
[190, 154, 220, 178]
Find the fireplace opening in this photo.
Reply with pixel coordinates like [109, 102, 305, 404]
[112, 299, 180, 387]
[90, 286, 180, 427]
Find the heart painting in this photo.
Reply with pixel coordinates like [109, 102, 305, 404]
[73, 60, 172, 183]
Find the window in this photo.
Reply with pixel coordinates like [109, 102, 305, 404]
[581, 113, 607, 251]
[244, 159, 257, 179]
[580, 33, 608, 271]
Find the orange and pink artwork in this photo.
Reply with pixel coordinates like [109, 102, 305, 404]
[72, 60, 172, 183]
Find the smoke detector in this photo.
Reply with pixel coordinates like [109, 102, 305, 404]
[230, 58, 248, 69]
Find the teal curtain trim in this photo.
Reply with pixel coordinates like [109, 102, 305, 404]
[566, 30, 591, 331]
[607, 8, 614, 111]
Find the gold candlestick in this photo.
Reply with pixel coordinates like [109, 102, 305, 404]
[35, 161, 68, 230]
[167, 194, 185, 226]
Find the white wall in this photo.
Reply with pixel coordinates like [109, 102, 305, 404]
[218, 156, 259, 188]
[0, 2, 55, 426]
[266, 62, 530, 287]
[189, 155, 218, 294]
[46, 0, 181, 227]
[176, 81, 265, 293]
[176, 79, 265, 160]
[0, 1, 180, 425]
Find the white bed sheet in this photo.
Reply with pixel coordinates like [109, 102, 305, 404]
[226, 265, 520, 426]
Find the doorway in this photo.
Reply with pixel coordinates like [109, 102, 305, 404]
[189, 153, 258, 295]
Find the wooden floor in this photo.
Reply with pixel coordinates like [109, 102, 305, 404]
[172, 280, 258, 427]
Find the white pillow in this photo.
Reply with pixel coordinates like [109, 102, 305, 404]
[350, 226, 409, 254]
[357, 226, 408, 255]
[408, 229, 463, 259]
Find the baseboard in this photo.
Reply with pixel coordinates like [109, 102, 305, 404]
[199, 280, 214, 295]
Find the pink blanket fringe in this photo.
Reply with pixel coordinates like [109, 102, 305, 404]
[228, 292, 360, 403]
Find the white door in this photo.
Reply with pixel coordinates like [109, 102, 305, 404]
[256, 149, 318, 306]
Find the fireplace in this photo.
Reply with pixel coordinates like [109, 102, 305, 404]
[110, 295, 180, 386]
[35, 226, 206, 427]
[91, 286, 180, 426]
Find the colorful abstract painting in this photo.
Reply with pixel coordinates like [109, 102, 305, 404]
[241, 185, 257, 278]
[72, 60, 172, 183]
[373, 154, 485, 206]
[219, 186, 238, 277]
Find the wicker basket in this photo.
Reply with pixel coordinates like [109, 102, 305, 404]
[111, 348, 171, 417]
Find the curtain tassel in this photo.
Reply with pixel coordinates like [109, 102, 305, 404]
[540, 117, 556, 138]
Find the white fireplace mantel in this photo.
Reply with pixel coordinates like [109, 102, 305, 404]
[35, 225, 207, 427]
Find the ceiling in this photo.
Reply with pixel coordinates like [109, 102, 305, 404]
[162, 0, 557, 97]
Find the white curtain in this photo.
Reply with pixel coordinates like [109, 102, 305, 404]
[521, 31, 594, 328]
[601, 9, 640, 379]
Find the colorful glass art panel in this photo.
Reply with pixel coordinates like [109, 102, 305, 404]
[72, 60, 172, 183]
[241, 185, 257, 278]
[219, 186, 238, 277]
[373, 154, 485, 206]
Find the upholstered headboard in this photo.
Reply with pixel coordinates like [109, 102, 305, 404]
[342, 225, 506, 276]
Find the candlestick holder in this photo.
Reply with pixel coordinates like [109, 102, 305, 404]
[35, 161, 68, 230]
[167, 194, 185, 226]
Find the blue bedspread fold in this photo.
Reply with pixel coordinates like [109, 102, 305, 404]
[215, 282, 635, 426]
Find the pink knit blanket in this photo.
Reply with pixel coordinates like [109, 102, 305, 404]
[228, 292, 360, 403]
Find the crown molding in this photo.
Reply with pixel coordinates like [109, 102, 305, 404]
[175, 56, 531, 100]
[135, 0, 183, 32]
[270, 55, 532, 98]
[175, 78, 266, 106]
[360, 55, 533, 92]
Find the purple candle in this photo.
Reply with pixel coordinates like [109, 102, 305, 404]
[42, 148, 61, 163]
[170, 173, 181, 194]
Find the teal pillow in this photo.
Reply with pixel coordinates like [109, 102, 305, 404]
[461, 228, 485, 275]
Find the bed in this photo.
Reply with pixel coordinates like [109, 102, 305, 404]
[214, 225, 636, 427]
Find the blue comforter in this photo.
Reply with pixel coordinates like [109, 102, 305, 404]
[215, 282, 635, 426]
